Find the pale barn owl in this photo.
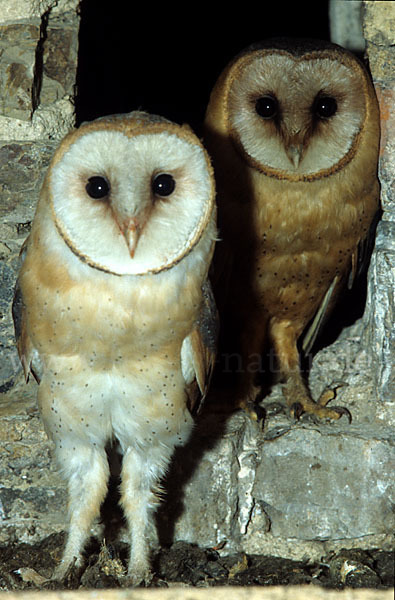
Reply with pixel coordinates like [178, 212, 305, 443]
[12, 111, 217, 584]
[204, 38, 380, 420]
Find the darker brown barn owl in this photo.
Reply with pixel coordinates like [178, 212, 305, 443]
[204, 38, 380, 420]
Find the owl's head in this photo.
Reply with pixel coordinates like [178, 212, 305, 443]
[206, 38, 379, 181]
[46, 111, 215, 275]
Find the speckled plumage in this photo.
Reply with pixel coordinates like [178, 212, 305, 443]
[204, 39, 380, 419]
[13, 111, 217, 584]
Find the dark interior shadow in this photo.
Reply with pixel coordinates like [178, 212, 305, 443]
[75, 1, 330, 131]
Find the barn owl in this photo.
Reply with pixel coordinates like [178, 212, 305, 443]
[12, 111, 217, 585]
[204, 38, 380, 421]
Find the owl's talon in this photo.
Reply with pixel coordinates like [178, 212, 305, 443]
[290, 402, 304, 420]
[51, 557, 78, 582]
[288, 398, 351, 423]
[238, 398, 266, 426]
[318, 383, 345, 406]
[253, 404, 266, 424]
[316, 384, 351, 422]
[331, 405, 352, 423]
[123, 565, 154, 588]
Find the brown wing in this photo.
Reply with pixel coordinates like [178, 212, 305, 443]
[12, 240, 42, 383]
[12, 282, 41, 383]
[347, 209, 381, 290]
[184, 279, 219, 415]
[302, 210, 381, 356]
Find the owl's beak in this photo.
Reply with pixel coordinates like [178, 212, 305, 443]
[113, 206, 151, 259]
[286, 143, 304, 169]
[123, 218, 141, 258]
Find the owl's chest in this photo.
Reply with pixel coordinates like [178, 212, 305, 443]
[249, 176, 366, 265]
[23, 257, 197, 364]
[28, 257, 197, 448]
[247, 182, 364, 318]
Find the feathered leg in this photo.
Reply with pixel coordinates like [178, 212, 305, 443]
[120, 443, 173, 586]
[53, 443, 110, 579]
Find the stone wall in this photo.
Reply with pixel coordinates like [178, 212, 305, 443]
[361, 1, 395, 411]
[0, 0, 79, 393]
[0, 0, 393, 560]
[0, 0, 79, 544]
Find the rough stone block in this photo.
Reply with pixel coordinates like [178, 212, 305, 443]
[0, 2, 79, 141]
[0, 22, 40, 120]
[252, 427, 393, 541]
[40, 12, 80, 106]
[0, 0, 80, 24]
[360, 1, 395, 406]
[329, 0, 365, 52]
[0, 141, 56, 221]
[361, 221, 395, 406]
[0, 140, 58, 392]
[363, 1, 395, 47]
[0, 385, 67, 545]
[158, 410, 394, 560]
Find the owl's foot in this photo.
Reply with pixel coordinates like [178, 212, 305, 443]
[124, 567, 154, 588]
[124, 573, 168, 588]
[288, 384, 351, 423]
[240, 399, 266, 423]
[237, 383, 266, 424]
[51, 556, 81, 583]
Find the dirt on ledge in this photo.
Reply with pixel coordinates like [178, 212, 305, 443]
[0, 534, 393, 592]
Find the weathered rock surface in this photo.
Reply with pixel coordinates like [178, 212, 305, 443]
[0, 0, 79, 543]
[0, 383, 65, 545]
[361, 1, 395, 409]
[157, 403, 394, 560]
[329, 0, 365, 53]
[0, 0, 78, 391]
[0, 0, 78, 141]
[0, 140, 57, 392]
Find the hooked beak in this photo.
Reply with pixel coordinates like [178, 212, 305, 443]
[123, 218, 141, 258]
[285, 143, 304, 169]
[112, 204, 152, 259]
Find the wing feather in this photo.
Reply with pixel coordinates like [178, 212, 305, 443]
[12, 239, 42, 383]
[181, 279, 219, 415]
[302, 209, 380, 356]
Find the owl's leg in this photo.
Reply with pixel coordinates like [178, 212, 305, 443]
[270, 319, 351, 421]
[236, 319, 267, 422]
[52, 443, 110, 580]
[120, 444, 172, 586]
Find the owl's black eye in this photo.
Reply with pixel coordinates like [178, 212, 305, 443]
[152, 173, 176, 197]
[313, 95, 338, 119]
[255, 95, 278, 119]
[86, 176, 110, 199]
